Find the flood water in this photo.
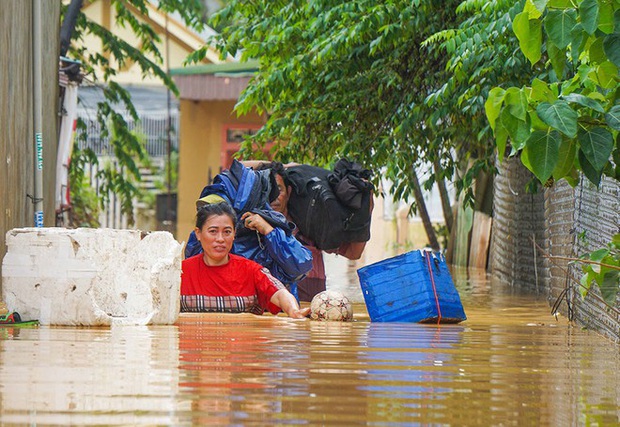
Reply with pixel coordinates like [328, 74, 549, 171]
[0, 262, 619, 426]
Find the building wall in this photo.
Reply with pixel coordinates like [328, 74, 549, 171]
[0, 1, 60, 288]
[176, 99, 264, 245]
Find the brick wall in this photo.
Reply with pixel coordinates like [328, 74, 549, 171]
[489, 156, 546, 292]
[545, 177, 620, 343]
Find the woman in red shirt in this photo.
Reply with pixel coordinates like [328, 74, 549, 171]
[181, 202, 310, 318]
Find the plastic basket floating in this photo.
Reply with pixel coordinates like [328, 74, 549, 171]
[357, 249, 466, 324]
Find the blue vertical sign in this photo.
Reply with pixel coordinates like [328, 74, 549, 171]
[35, 132, 43, 227]
[35, 211, 44, 228]
[36, 132, 43, 170]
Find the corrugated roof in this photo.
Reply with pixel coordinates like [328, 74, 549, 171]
[169, 60, 259, 76]
[170, 60, 260, 101]
[77, 85, 179, 113]
[173, 74, 253, 101]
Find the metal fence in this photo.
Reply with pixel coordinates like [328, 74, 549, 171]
[76, 109, 179, 158]
[76, 109, 178, 229]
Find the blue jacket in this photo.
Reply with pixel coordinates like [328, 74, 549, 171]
[185, 160, 313, 289]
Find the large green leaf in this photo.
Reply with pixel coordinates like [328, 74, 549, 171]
[532, 0, 548, 12]
[523, 130, 561, 182]
[545, 9, 578, 49]
[578, 127, 614, 171]
[529, 109, 549, 131]
[520, 143, 533, 170]
[505, 87, 528, 121]
[524, 0, 543, 19]
[589, 248, 610, 263]
[495, 120, 509, 161]
[536, 101, 578, 137]
[603, 33, 620, 67]
[599, 270, 619, 306]
[593, 61, 619, 89]
[598, 1, 615, 34]
[547, 40, 566, 78]
[570, 23, 585, 64]
[588, 35, 608, 64]
[500, 109, 530, 151]
[578, 149, 602, 186]
[581, 267, 597, 297]
[513, 12, 542, 65]
[530, 79, 557, 103]
[548, 0, 573, 8]
[485, 87, 506, 131]
[560, 93, 605, 113]
[553, 137, 577, 179]
[605, 105, 620, 130]
[579, 0, 599, 35]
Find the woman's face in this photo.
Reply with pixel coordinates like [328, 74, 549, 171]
[195, 214, 235, 266]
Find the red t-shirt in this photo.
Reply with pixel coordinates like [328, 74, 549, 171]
[181, 254, 284, 315]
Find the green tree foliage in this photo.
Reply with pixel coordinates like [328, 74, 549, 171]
[485, 0, 619, 187]
[423, 0, 542, 198]
[198, 0, 474, 208]
[64, 0, 204, 226]
[580, 234, 620, 306]
[484, 0, 619, 303]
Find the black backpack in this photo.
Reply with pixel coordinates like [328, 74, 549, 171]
[285, 159, 373, 250]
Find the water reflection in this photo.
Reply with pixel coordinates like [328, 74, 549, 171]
[0, 265, 618, 425]
[0, 325, 181, 425]
[361, 323, 463, 398]
[177, 315, 293, 425]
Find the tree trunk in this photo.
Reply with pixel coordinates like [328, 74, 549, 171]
[411, 169, 440, 251]
[433, 159, 453, 233]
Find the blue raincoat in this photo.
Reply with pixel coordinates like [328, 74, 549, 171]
[185, 160, 312, 297]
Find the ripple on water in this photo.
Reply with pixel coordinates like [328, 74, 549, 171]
[0, 265, 617, 426]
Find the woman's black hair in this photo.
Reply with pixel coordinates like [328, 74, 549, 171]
[254, 161, 290, 202]
[256, 161, 286, 178]
[195, 202, 237, 229]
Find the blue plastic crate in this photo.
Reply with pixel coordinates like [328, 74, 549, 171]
[357, 249, 466, 323]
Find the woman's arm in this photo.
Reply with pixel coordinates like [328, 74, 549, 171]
[239, 160, 271, 169]
[263, 228, 313, 281]
[270, 289, 311, 319]
[241, 212, 313, 282]
[330, 241, 367, 260]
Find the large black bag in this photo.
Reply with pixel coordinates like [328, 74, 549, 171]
[285, 159, 373, 250]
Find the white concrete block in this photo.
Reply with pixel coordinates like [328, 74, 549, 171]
[2, 228, 182, 326]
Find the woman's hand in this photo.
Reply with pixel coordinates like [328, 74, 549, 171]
[289, 307, 311, 319]
[271, 289, 310, 319]
[241, 212, 274, 235]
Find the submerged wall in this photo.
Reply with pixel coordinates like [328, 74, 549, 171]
[489, 156, 546, 292]
[545, 177, 620, 343]
[490, 153, 620, 343]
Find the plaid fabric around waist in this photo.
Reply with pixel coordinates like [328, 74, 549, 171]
[181, 295, 264, 315]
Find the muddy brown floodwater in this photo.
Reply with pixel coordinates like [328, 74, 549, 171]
[0, 263, 618, 426]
